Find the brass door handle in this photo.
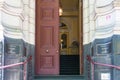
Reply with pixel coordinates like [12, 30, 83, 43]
[46, 50, 49, 53]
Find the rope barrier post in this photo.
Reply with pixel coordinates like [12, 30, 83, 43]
[23, 56, 32, 80]
[91, 62, 94, 80]
[87, 55, 94, 80]
[24, 62, 27, 80]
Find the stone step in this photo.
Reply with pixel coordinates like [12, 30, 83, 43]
[34, 75, 85, 80]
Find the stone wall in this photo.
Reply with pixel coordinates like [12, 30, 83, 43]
[0, 0, 35, 80]
[83, 0, 120, 80]
[0, 0, 35, 44]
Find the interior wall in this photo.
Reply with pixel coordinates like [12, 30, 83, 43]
[60, 16, 79, 55]
[59, 0, 80, 55]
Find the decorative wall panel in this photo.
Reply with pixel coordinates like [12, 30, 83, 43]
[5, 44, 21, 55]
[41, 8, 54, 20]
[40, 26, 54, 48]
[40, 56, 54, 68]
[96, 42, 111, 55]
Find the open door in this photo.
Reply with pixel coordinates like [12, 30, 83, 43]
[35, 0, 59, 75]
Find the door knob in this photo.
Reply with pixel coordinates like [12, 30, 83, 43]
[46, 50, 49, 53]
[56, 50, 58, 53]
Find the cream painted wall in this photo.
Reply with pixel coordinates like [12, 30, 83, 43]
[60, 16, 79, 55]
[60, 17, 79, 44]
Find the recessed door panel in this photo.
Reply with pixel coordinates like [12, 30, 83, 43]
[40, 26, 54, 48]
[36, 0, 59, 75]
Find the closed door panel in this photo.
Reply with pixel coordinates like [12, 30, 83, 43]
[35, 0, 59, 75]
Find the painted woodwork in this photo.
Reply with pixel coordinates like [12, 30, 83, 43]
[35, 0, 59, 75]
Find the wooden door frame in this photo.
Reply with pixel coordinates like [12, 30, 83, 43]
[79, 0, 83, 74]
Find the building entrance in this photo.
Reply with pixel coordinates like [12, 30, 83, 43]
[35, 0, 83, 75]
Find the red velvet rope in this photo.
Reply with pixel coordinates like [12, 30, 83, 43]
[87, 55, 120, 70]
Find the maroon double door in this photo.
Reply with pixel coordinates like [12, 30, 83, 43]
[35, 0, 82, 75]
